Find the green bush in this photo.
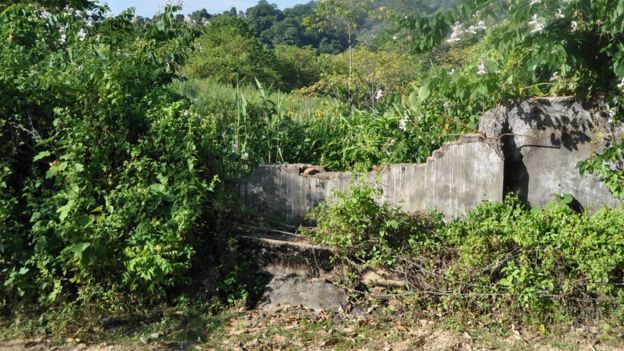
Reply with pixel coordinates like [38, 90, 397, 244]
[298, 47, 421, 107]
[437, 196, 624, 323]
[274, 45, 322, 90]
[304, 183, 443, 267]
[305, 187, 624, 324]
[0, 2, 216, 308]
[182, 16, 280, 87]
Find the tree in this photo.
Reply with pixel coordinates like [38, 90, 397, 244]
[245, 0, 283, 42]
[262, 17, 302, 46]
[183, 16, 279, 86]
[310, 0, 373, 100]
[189, 8, 211, 23]
[275, 45, 321, 90]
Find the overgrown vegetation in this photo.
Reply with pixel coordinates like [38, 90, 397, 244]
[1, 1, 213, 311]
[306, 186, 624, 325]
[2, 0, 624, 343]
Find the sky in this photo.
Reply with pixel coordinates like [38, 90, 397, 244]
[103, 0, 310, 17]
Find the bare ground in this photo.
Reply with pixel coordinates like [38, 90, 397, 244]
[3, 305, 623, 351]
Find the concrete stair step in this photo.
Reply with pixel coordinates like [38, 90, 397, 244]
[235, 224, 336, 278]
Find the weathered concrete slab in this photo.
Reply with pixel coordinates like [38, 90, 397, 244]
[259, 275, 348, 312]
[369, 135, 505, 219]
[479, 97, 622, 211]
[238, 164, 352, 225]
[239, 135, 505, 225]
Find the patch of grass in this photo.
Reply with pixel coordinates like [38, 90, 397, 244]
[1, 298, 234, 348]
[173, 78, 344, 122]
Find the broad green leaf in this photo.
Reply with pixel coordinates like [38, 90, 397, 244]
[33, 151, 51, 161]
[69, 243, 91, 259]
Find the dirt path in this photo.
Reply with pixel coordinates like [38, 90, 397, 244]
[3, 306, 623, 351]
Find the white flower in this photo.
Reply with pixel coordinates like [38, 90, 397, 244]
[85, 16, 94, 27]
[529, 0, 540, 5]
[555, 9, 565, 19]
[447, 22, 463, 44]
[392, 34, 397, 41]
[374, 89, 384, 100]
[40, 10, 52, 20]
[606, 104, 618, 119]
[465, 25, 477, 34]
[529, 14, 545, 33]
[398, 115, 409, 131]
[549, 71, 559, 81]
[475, 20, 487, 31]
[571, 21, 578, 32]
[443, 102, 449, 111]
[477, 61, 487, 75]
[449, 68, 455, 75]
[617, 78, 624, 90]
[531, 24, 545, 33]
[78, 28, 87, 40]
[58, 26, 67, 44]
[241, 152, 249, 160]
[528, 14, 539, 25]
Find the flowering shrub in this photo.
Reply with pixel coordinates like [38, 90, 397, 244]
[397, 0, 624, 198]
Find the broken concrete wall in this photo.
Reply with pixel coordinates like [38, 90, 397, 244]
[239, 135, 505, 225]
[368, 135, 504, 219]
[479, 97, 622, 211]
[239, 97, 622, 226]
[238, 164, 353, 225]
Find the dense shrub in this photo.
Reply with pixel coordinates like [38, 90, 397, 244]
[0, 2, 215, 307]
[274, 45, 322, 91]
[304, 184, 443, 267]
[305, 186, 624, 324]
[298, 47, 421, 106]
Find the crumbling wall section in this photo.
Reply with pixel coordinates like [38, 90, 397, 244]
[479, 97, 622, 211]
[239, 97, 622, 226]
[239, 135, 505, 225]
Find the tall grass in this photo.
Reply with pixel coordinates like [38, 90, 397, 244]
[173, 79, 343, 122]
[173, 78, 461, 176]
